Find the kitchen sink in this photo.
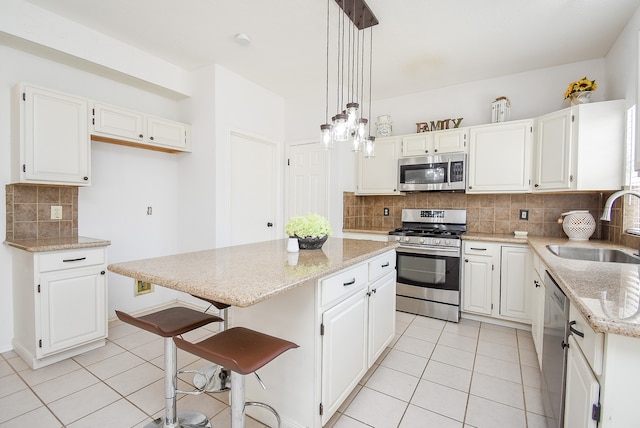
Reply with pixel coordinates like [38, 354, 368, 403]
[546, 245, 640, 264]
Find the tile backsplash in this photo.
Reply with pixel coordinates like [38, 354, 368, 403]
[343, 191, 610, 239]
[5, 184, 78, 241]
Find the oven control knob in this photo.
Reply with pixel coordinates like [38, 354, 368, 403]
[434, 239, 441, 245]
[403, 237, 411, 242]
[420, 238, 426, 244]
[394, 236, 401, 242]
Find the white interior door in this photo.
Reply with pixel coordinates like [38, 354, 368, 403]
[287, 142, 329, 218]
[230, 133, 277, 245]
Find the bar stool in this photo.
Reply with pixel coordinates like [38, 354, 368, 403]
[115, 307, 223, 428]
[190, 295, 232, 392]
[174, 327, 298, 428]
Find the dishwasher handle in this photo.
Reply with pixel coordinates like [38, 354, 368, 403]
[568, 320, 585, 338]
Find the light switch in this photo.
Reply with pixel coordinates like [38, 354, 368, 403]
[519, 209, 529, 221]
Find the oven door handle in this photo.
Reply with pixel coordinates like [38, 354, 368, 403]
[397, 246, 460, 257]
[447, 159, 451, 187]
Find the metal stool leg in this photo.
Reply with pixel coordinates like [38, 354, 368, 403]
[230, 370, 245, 428]
[144, 337, 211, 428]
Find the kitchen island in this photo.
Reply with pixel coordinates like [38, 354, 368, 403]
[108, 237, 398, 428]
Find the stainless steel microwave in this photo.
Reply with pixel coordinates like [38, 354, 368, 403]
[398, 153, 466, 192]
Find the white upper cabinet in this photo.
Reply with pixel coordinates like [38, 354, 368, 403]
[91, 102, 191, 153]
[533, 100, 625, 191]
[13, 84, 91, 186]
[146, 116, 190, 151]
[467, 119, 533, 194]
[401, 128, 468, 157]
[92, 102, 144, 142]
[356, 136, 402, 195]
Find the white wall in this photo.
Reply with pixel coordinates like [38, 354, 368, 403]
[605, 7, 640, 107]
[286, 59, 608, 235]
[212, 65, 286, 248]
[0, 45, 188, 351]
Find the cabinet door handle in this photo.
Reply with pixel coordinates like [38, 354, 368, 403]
[464, 258, 469, 262]
[63, 257, 87, 263]
[534, 183, 539, 187]
[343, 278, 356, 286]
[569, 321, 584, 338]
[470, 247, 487, 251]
[83, 176, 89, 181]
[534, 280, 541, 288]
[101, 271, 106, 275]
[150, 136, 155, 141]
[381, 262, 390, 268]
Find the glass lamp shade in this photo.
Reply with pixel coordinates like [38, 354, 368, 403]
[356, 118, 368, 140]
[320, 124, 333, 150]
[351, 132, 361, 152]
[346, 102, 359, 130]
[332, 113, 349, 142]
[363, 136, 375, 158]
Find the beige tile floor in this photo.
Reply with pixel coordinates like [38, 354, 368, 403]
[0, 311, 550, 427]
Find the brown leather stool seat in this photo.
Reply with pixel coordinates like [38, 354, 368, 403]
[116, 307, 223, 337]
[116, 307, 223, 428]
[174, 327, 298, 375]
[174, 327, 298, 428]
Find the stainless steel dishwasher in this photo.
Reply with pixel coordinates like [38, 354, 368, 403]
[542, 271, 570, 428]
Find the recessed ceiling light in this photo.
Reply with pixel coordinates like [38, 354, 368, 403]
[235, 33, 251, 45]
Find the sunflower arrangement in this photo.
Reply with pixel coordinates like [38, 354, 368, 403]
[564, 77, 597, 99]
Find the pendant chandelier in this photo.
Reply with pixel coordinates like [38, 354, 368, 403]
[320, 0, 378, 157]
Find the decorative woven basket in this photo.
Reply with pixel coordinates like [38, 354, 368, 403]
[562, 211, 596, 241]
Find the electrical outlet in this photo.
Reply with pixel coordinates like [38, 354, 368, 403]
[519, 209, 529, 221]
[135, 279, 154, 296]
[51, 205, 62, 220]
[383, 207, 390, 216]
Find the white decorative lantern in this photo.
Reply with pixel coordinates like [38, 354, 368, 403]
[491, 97, 511, 123]
[561, 211, 596, 241]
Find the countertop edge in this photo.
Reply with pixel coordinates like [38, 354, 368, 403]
[108, 240, 399, 308]
[528, 237, 640, 338]
[4, 237, 111, 252]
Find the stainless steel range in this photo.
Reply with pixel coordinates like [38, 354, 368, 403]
[389, 209, 466, 322]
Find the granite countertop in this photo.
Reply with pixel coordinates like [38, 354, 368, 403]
[463, 232, 640, 338]
[108, 237, 398, 308]
[528, 237, 640, 338]
[5, 236, 111, 252]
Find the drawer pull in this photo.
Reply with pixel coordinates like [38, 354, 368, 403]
[343, 278, 356, 286]
[470, 247, 487, 251]
[63, 257, 87, 263]
[381, 262, 390, 268]
[569, 321, 585, 338]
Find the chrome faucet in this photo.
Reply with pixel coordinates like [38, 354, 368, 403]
[600, 190, 640, 221]
[601, 190, 640, 255]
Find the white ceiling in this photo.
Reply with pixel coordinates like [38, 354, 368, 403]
[23, 0, 640, 101]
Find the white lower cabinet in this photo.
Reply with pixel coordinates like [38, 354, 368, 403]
[499, 246, 530, 321]
[531, 253, 546, 367]
[232, 250, 396, 428]
[12, 246, 108, 369]
[321, 287, 368, 420]
[462, 241, 530, 324]
[368, 270, 396, 366]
[462, 243, 497, 315]
[565, 335, 600, 428]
